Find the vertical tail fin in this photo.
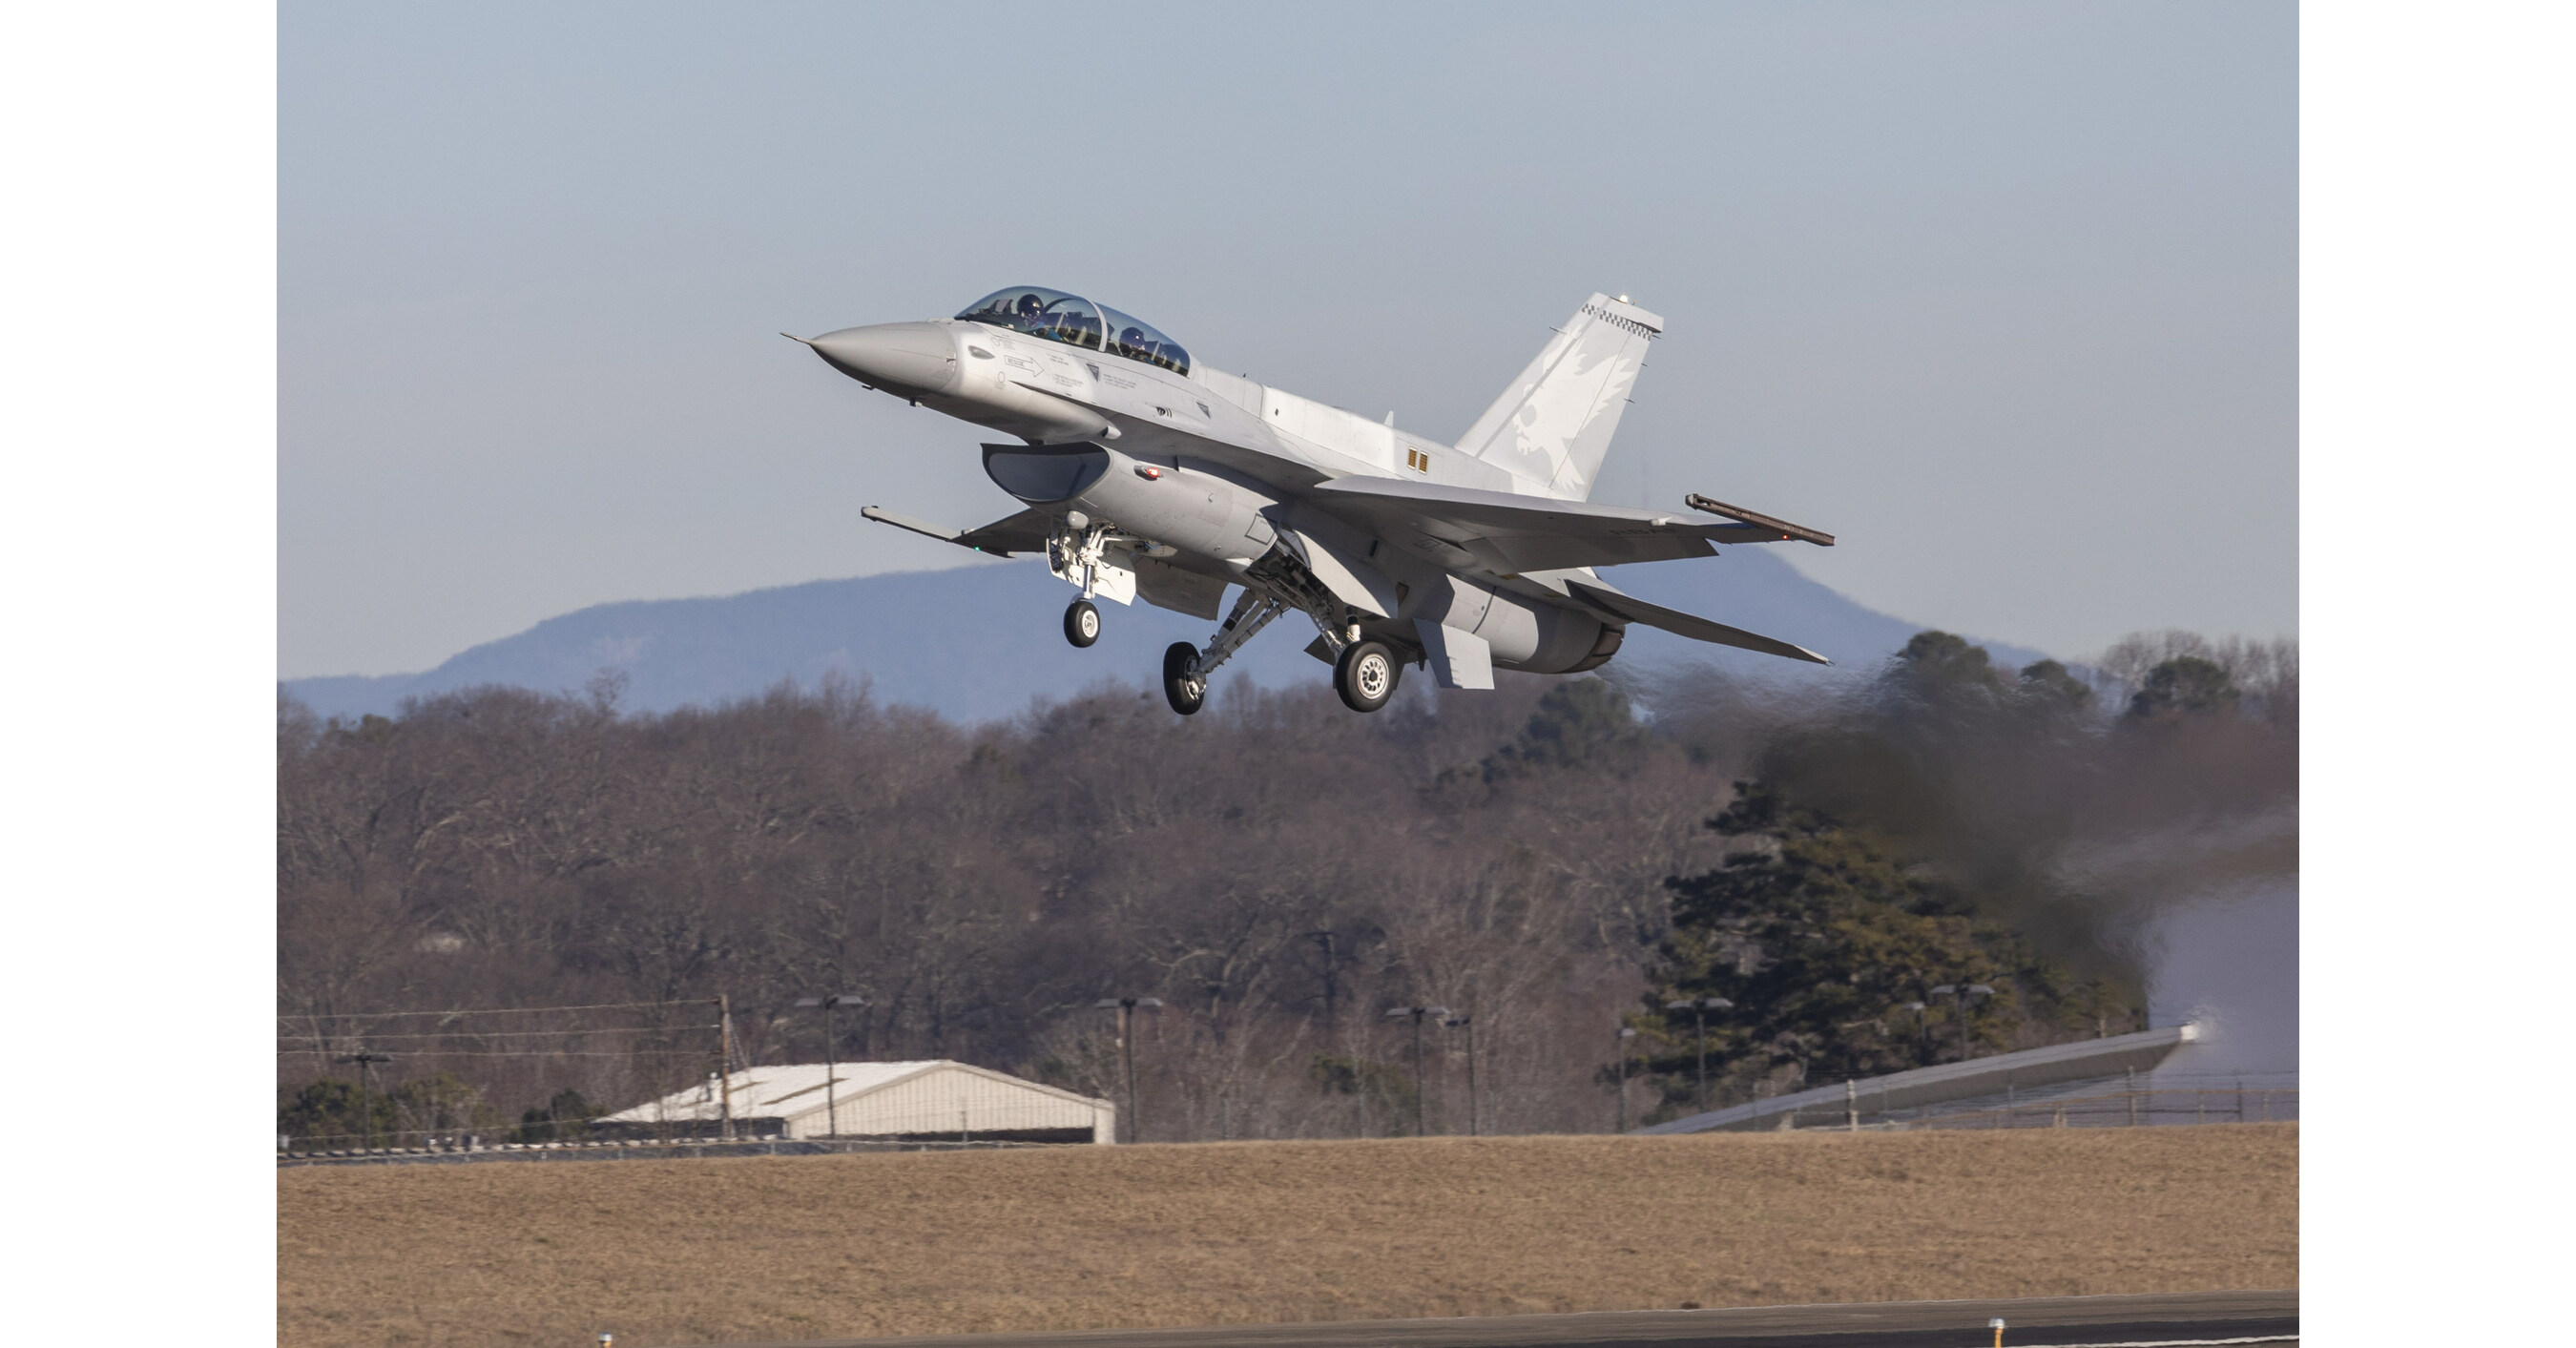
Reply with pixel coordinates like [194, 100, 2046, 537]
[1454, 293, 1661, 501]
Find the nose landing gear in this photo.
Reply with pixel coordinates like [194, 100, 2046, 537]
[1064, 599, 1101, 648]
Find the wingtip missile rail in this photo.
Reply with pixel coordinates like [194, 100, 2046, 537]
[1683, 493, 1837, 547]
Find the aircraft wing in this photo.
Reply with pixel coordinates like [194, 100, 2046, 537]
[1308, 476, 1809, 574]
[1565, 577, 1832, 665]
[861, 505, 1050, 556]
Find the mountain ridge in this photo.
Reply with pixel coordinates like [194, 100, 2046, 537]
[282, 550, 2048, 725]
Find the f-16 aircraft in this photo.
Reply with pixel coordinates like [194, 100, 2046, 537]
[792, 286, 1836, 715]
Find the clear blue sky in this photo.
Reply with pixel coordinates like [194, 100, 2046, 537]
[280, 0, 2295, 678]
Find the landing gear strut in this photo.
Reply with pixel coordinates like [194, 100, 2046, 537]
[1335, 639, 1400, 713]
[1064, 599, 1101, 648]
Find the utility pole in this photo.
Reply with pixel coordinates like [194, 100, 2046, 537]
[1929, 984, 1995, 1061]
[1665, 997, 1734, 1113]
[1094, 997, 1163, 1143]
[337, 1052, 392, 1151]
[794, 992, 867, 1139]
[1384, 1006, 1448, 1135]
[1444, 1014, 1477, 1137]
[1614, 1027, 1638, 1132]
[716, 994, 736, 1142]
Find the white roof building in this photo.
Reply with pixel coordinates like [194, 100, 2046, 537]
[599, 1060, 1116, 1144]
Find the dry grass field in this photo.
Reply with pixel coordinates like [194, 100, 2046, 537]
[278, 1125, 2295, 1348]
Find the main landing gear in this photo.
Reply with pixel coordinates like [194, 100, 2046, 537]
[1161, 589, 1293, 716]
[1162, 642, 1207, 715]
[1334, 639, 1400, 713]
[1147, 549, 1406, 717]
[1064, 599, 1101, 648]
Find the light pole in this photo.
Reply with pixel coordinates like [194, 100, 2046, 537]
[793, 993, 867, 1138]
[1093, 996, 1163, 1143]
[1664, 996, 1735, 1113]
[1901, 1001, 1932, 1066]
[1443, 1013, 1477, 1136]
[1384, 1006, 1449, 1135]
[1614, 1027, 1638, 1132]
[336, 1052, 392, 1151]
[1928, 984, 1995, 1061]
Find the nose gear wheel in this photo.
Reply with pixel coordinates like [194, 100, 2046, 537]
[1064, 599, 1101, 647]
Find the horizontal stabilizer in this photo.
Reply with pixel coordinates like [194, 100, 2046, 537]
[861, 505, 1049, 557]
[1567, 579, 1830, 665]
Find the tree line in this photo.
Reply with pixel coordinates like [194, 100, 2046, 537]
[277, 627, 2295, 1146]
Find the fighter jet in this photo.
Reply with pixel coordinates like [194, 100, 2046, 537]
[792, 286, 1835, 715]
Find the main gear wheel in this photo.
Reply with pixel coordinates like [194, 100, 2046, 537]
[1162, 642, 1208, 715]
[1334, 639, 1399, 713]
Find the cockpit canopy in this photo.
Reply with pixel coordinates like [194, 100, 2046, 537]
[955, 286, 1192, 377]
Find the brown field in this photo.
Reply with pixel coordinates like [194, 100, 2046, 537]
[278, 1125, 2296, 1348]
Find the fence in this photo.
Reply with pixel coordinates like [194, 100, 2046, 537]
[282, 998, 2296, 1154]
[276, 998, 732, 1153]
[1751, 1071, 2300, 1132]
[1898, 1082, 2298, 1130]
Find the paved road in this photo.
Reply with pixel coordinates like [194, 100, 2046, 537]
[701, 1289, 2296, 1348]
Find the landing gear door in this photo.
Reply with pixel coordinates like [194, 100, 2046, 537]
[1091, 549, 1138, 605]
[1049, 537, 1138, 606]
[1278, 508, 1401, 620]
[1133, 556, 1226, 620]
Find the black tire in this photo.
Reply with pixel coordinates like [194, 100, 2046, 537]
[1334, 639, 1400, 713]
[1064, 599, 1101, 648]
[1162, 642, 1207, 715]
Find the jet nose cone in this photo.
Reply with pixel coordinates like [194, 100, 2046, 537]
[804, 322, 960, 394]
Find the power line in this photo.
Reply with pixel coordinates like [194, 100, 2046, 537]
[278, 999, 710, 1022]
[275, 1036, 716, 1046]
[276, 1047, 712, 1059]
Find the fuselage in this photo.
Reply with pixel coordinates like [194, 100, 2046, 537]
[807, 317, 1534, 498]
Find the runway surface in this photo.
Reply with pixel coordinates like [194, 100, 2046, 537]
[702, 1289, 2295, 1348]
